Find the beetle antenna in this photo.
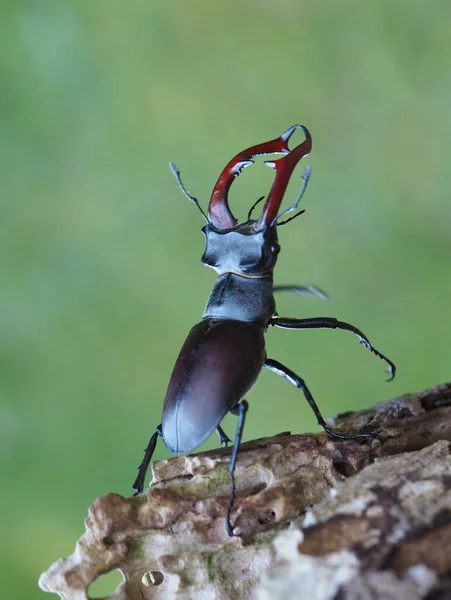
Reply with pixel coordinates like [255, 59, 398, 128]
[271, 165, 311, 227]
[169, 162, 209, 222]
[247, 196, 265, 220]
[276, 209, 305, 227]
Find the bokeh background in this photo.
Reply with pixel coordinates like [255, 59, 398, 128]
[2, 1, 451, 597]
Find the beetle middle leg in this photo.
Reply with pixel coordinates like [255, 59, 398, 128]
[226, 400, 249, 537]
[269, 316, 396, 381]
[132, 424, 162, 495]
[264, 358, 377, 441]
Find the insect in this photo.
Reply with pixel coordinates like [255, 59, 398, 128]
[133, 125, 395, 536]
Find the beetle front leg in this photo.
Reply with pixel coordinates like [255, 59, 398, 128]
[264, 358, 377, 441]
[132, 424, 162, 495]
[226, 400, 249, 537]
[269, 316, 396, 381]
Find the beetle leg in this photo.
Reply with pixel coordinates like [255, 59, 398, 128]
[264, 358, 377, 441]
[269, 316, 396, 381]
[169, 162, 208, 222]
[247, 196, 265, 220]
[132, 424, 162, 495]
[216, 425, 232, 447]
[226, 400, 249, 537]
[273, 285, 328, 301]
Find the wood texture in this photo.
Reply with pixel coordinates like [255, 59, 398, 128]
[39, 382, 451, 600]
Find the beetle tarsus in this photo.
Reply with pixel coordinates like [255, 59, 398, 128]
[216, 425, 232, 447]
[264, 358, 378, 441]
[132, 425, 162, 495]
[226, 400, 249, 537]
[269, 316, 396, 381]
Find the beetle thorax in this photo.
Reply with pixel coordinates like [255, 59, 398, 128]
[201, 222, 280, 278]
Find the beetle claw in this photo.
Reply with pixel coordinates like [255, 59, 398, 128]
[225, 514, 237, 537]
[208, 125, 309, 230]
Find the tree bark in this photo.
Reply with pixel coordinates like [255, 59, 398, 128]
[39, 382, 451, 600]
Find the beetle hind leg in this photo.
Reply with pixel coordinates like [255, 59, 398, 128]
[132, 424, 162, 495]
[264, 358, 377, 441]
[226, 400, 249, 537]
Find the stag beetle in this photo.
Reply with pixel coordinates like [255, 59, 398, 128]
[133, 125, 395, 536]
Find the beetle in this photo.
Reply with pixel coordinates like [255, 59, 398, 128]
[133, 125, 395, 536]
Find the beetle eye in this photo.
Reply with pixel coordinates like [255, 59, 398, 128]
[271, 245, 280, 255]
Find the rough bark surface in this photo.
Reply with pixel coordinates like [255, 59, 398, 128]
[39, 382, 451, 600]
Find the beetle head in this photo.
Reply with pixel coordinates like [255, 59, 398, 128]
[170, 125, 312, 278]
[202, 125, 312, 277]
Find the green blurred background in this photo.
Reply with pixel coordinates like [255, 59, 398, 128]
[2, 1, 451, 597]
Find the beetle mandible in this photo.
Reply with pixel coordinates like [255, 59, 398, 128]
[133, 125, 396, 536]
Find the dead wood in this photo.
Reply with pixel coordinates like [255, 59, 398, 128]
[39, 382, 451, 600]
